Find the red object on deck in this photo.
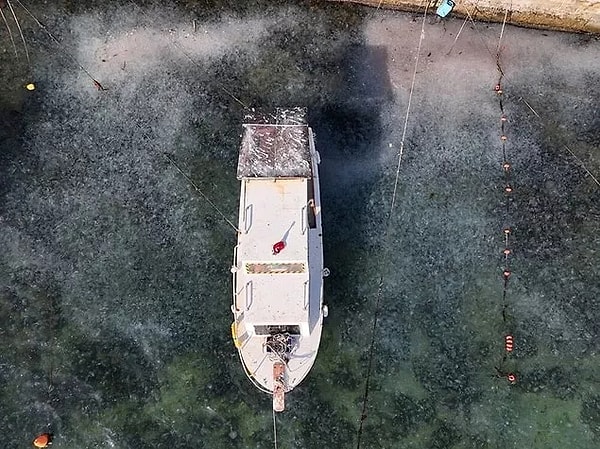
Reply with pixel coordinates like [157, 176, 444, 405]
[272, 241, 286, 255]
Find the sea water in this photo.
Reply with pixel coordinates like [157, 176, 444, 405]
[0, 1, 598, 448]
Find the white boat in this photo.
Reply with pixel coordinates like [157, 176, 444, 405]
[230, 108, 327, 412]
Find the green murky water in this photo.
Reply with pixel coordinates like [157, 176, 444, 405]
[1, 1, 598, 448]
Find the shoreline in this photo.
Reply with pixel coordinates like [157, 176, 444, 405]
[332, 0, 600, 34]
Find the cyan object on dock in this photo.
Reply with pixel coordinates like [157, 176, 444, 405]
[436, 0, 456, 18]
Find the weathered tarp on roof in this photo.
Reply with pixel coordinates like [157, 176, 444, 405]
[237, 107, 312, 178]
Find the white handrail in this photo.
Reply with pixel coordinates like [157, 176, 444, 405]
[303, 280, 309, 310]
[231, 244, 240, 311]
[301, 204, 307, 235]
[245, 280, 253, 311]
[244, 203, 253, 233]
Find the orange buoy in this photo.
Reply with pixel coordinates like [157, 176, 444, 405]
[504, 185, 512, 193]
[502, 162, 511, 171]
[507, 373, 517, 384]
[503, 248, 511, 256]
[272, 241, 286, 255]
[501, 114, 508, 122]
[500, 135, 508, 141]
[505, 335, 514, 352]
[503, 269, 511, 279]
[503, 227, 511, 235]
[33, 433, 53, 448]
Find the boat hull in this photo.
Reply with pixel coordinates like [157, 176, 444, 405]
[231, 110, 324, 401]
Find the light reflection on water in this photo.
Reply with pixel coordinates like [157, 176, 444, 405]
[0, 1, 599, 448]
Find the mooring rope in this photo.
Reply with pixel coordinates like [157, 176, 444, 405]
[169, 39, 250, 110]
[390, 3, 428, 213]
[564, 145, 600, 186]
[14, 0, 104, 88]
[0, 6, 19, 58]
[272, 408, 278, 449]
[496, 5, 510, 56]
[356, 4, 429, 449]
[164, 153, 241, 233]
[6, 0, 29, 64]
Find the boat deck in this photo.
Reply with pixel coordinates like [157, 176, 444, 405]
[235, 177, 311, 329]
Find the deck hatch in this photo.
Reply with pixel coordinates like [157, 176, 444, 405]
[254, 325, 301, 336]
[245, 262, 306, 274]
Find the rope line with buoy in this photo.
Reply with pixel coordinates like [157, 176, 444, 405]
[460, 6, 600, 188]
[492, 8, 519, 386]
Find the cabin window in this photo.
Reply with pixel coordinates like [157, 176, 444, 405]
[254, 325, 301, 335]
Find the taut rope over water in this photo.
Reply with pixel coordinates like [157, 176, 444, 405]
[272, 408, 278, 449]
[356, 4, 429, 449]
[13, 0, 104, 89]
[164, 153, 241, 234]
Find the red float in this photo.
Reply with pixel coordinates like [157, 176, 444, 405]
[505, 335, 514, 352]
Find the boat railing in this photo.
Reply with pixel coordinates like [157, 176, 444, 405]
[233, 280, 253, 312]
[301, 204, 307, 235]
[243, 203, 253, 233]
[231, 244, 240, 311]
[244, 280, 254, 311]
[308, 128, 320, 166]
[303, 280, 309, 310]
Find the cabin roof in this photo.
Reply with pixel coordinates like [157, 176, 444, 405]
[237, 108, 312, 179]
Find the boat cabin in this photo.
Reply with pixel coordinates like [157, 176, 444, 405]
[234, 114, 319, 338]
